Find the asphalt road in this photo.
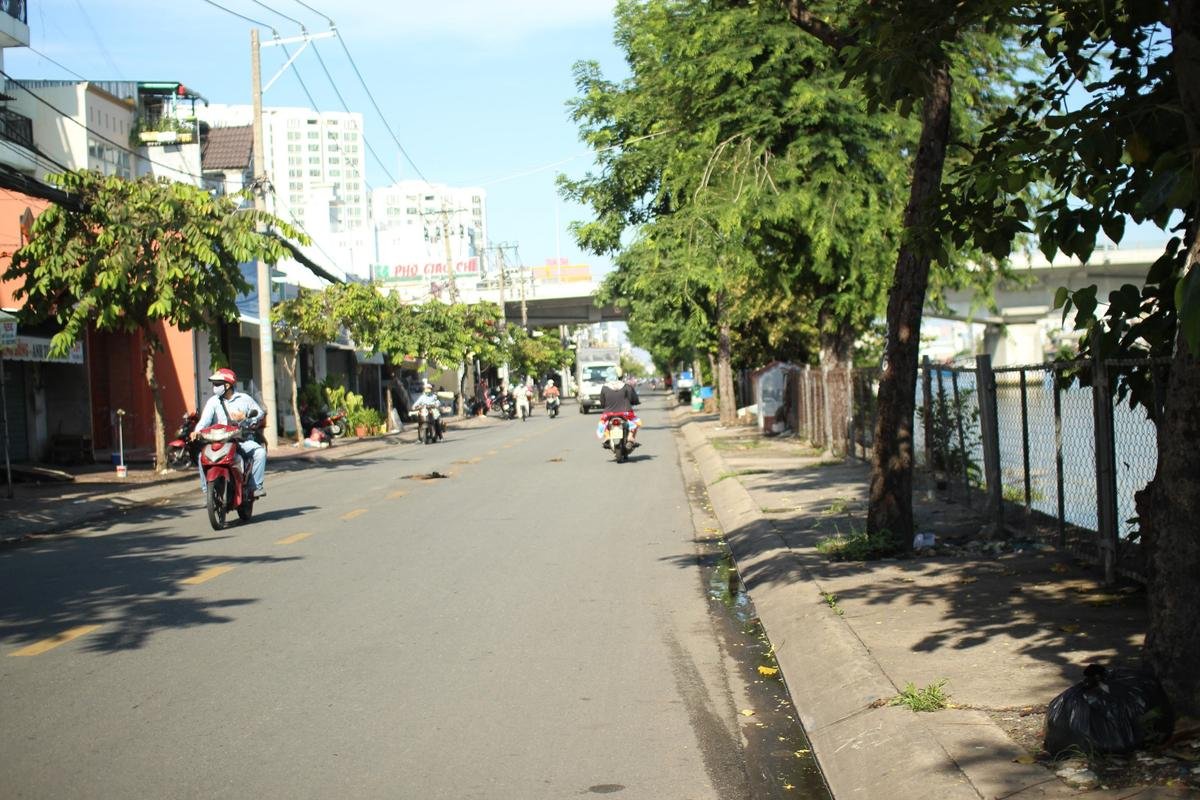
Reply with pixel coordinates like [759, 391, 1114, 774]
[0, 394, 766, 799]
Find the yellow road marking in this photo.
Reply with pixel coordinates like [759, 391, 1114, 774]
[276, 532, 313, 545]
[387, 490, 407, 500]
[466, 456, 482, 464]
[341, 508, 368, 521]
[486, 449, 499, 456]
[502, 443, 513, 449]
[181, 565, 235, 585]
[10, 624, 101, 657]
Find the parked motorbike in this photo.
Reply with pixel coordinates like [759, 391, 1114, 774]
[198, 410, 261, 530]
[301, 406, 347, 443]
[494, 391, 517, 420]
[546, 395, 560, 418]
[601, 412, 636, 464]
[167, 411, 202, 469]
[412, 405, 444, 445]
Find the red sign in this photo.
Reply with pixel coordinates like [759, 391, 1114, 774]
[374, 257, 480, 283]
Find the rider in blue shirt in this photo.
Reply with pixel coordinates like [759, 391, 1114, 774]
[192, 368, 267, 497]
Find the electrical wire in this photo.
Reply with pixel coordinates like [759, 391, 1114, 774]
[331, 27, 428, 184]
[0, 134, 77, 176]
[307, 39, 396, 185]
[198, 0, 275, 30]
[246, 0, 304, 29]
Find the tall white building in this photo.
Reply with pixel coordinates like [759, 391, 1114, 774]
[372, 180, 487, 300]
[200, 105, 369, 233]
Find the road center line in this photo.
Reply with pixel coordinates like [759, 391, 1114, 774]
[386, 490, 407, 500]
[181, 565, 235, 586]
[341, 508, 368, 521]
[276, 532, 313, 545]
[9, 624, 102, 657]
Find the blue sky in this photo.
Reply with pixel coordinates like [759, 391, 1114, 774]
[7, 0, 627, 276]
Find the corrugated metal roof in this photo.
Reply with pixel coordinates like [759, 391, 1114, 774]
[201, 125, 253, 171]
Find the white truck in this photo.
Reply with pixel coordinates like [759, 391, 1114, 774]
[575, 346, 621, 414]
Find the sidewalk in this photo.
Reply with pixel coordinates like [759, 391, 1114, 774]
[0, 412, 501, 544]
[677, 412, 1198, 800]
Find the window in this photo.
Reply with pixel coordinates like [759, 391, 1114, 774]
[290, 181, 302, 191]
[308, 157, 320, 165]
[287, 131, 300, 140]
[328, 157, 340, 165]
[327, 131, 338, 140]
[329, 169, 340, 176]
[309, 169, 321, 177]
[308, 144, 320, 152]
[308, 131, 319, 139]
[287, 144, 300, 152]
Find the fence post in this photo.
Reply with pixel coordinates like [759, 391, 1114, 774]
[921, 356, 933, 469]
[845, 366, 854, 458]
[975, 354, 1004, 535]
[1091, 358, 1119, 585]
[821, 365, 834, 456]
[1053, 366, 1066, 547]
[1019, 368, 1033, 525]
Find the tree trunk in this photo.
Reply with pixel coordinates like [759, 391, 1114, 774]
[866, 62, 953, 547]
[717, 299, 737, 427]
[1136, 0, 1200, 717]
[285, 345, 303, 444]
[144, 339, 167, 473]
[819, 320, 856, 457]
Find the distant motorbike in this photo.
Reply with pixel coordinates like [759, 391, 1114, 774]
[601, 412, 636, 464]
[198, 410, 261, 530]
[493, 390, 517, 420]
[167, 411, 201, 468]
[412, 405, 443, 445]
[546, 395, 560, 418]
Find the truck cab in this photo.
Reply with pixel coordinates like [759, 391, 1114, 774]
[577, 362, 620, 413]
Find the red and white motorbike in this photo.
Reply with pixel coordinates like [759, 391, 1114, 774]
[198, 410, 261, 530]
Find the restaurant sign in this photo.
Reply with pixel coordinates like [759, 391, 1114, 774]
[0, 334, 84, 364]
[373, 257, 480, 284]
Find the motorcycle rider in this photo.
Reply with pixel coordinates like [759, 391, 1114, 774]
[412, 382, 444, 439]
[597, 371, 641, 448]
[513, 377, 532, 421]
[192, 368, 267, 497]
[543, 378, 560, 411]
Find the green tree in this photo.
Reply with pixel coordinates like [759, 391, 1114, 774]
[782, 0, 1026, 544]
[945, 0, 1200, 716]
[563, 0, 925, 428]
[5, 171, 304, 469]
[272, 288, 339, 444]
[507, 326, 572, 382]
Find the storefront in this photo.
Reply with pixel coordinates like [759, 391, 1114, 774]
[1, 327, 90, 463]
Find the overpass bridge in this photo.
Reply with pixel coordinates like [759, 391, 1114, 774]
[456, 278, 627, 327]
[929, 244, 1161, 365]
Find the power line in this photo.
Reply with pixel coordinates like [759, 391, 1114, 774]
[23, 44, 90, 82]
[331, 27, 428, 184]
[198, 0, 275, 30]
[307, 39, 396, 185]
[246, 0, 304, 28]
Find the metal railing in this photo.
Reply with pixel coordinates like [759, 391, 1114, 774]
[0, 1, 26, 24]
[790, 355, 1166, 584]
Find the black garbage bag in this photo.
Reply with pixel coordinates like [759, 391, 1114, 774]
[1043, 664, 1175, 758]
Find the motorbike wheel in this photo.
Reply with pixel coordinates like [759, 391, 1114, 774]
[328, 422, 344, 438]
[237, 492, 254, 522]
[207, 476, 228, 531]
[424, 423, 434, 445]
[168, 446, 187, 469]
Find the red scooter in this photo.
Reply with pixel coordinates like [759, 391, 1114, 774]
[198, 410, 260, 530]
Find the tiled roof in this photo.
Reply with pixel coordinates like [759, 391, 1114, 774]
[201, 125, 253, 171]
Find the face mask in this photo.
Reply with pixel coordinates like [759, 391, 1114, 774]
[212, 384, 226, 396]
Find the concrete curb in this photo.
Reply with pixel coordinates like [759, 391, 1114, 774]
[677, 417, 983, 800]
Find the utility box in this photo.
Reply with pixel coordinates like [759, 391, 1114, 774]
[752, 362, 798, 434]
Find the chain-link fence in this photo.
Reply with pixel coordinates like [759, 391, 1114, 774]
[789, 356, 1166, 583]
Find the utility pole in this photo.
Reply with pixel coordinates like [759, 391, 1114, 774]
[518, 255, 528, 329]
[440, 200, 459, 303]
[250, 28, 278, 449]
[495, 245, 507, 328]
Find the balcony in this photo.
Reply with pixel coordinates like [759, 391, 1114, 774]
[0, 0, 29, 49]
[0, 108, 33, 150]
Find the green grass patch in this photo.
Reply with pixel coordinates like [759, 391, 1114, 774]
[821, 592, 844, 616]
[710, 468, 770, 485]
[822, 497, 853, 516]
[890, 679, 950, 712]
[816, 527, 901, 561]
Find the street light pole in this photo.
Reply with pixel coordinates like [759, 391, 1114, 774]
[251, 28, 278, 448]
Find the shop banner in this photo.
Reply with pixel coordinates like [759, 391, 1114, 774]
[0, 334, 84, 364]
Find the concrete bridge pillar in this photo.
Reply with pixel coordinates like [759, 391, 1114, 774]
[982, 320, 1045, 368]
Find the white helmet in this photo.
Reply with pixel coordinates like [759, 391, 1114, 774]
[547, 379, 555, 386]
[423, 381, 433, 391]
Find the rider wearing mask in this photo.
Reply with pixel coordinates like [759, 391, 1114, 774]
[192, 368, 267, 497]
[412, 382, 444, 438]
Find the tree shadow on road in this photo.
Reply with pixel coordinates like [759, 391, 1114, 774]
[0, 525, 300, 654]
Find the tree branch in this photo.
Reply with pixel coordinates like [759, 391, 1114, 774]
[781, 1, 852, 52]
